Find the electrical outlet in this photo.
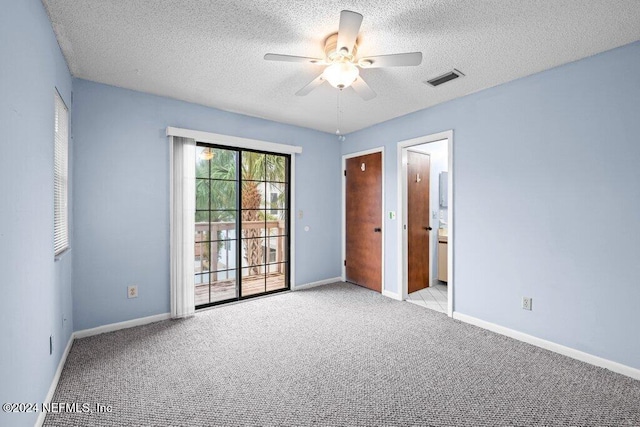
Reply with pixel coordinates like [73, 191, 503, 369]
[522, 297, 532, 311]
[128, 285, 138, 299]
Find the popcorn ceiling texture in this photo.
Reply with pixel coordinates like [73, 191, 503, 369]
[42, 0, 640, 134]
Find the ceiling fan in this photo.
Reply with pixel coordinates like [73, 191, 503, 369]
[264, 10, 422, 101]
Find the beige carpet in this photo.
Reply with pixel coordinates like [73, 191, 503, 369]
[45, 282, 640, 426]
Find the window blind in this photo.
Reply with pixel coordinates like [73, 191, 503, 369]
[54, 90, 69, 256]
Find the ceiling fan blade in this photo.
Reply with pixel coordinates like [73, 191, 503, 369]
[351, 76, 376, 101]
[264, 54, 325, 65]
[358, 52, 423, 68]
[337, 10, 363, 54]
[295, 73, 325, 96]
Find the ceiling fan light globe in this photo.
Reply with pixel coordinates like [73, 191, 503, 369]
[323, 62, 359, 89]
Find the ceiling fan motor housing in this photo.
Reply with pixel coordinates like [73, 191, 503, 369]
[324, 33, 358, 63]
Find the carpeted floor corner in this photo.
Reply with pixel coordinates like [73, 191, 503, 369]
[44, 282, 640, 426]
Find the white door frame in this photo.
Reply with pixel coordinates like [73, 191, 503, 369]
[341, 147, 385, 293]
[397, 131, 454, 316]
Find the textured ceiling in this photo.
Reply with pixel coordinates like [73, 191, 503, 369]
[42, 1, 640, 134]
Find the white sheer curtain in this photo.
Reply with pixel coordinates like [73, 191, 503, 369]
[170, 136, 196, 318]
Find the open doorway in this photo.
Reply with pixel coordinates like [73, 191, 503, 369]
[398, 131, 453, 316]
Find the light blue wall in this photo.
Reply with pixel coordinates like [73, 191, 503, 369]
[0, 1, 74, 426]
[343, 41, 640, 369]
[72, 79, 341, 330]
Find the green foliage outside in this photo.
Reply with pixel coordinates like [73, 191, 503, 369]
[195, 147, 286, 275]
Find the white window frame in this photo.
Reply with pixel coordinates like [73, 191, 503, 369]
[54, 89, 69, 257]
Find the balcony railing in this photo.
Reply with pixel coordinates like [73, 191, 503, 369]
[194, 220, 286, 281]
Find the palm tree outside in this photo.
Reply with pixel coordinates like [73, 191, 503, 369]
[195, 146, 287, 284]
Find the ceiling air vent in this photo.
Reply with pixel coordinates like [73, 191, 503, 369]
[424, 69, 465, 87]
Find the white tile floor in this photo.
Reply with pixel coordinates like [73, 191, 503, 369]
[406, 282, 448, 313]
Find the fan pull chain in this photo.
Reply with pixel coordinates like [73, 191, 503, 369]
[336, 91, 346, 142]
[336, 90, 340, 135]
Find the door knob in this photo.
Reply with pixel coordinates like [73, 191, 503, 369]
[424, 226, 433, 231]
[374, 227, 382, 233]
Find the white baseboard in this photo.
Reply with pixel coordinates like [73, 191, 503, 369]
[293, 276, 342, 291]
[382, 289, 403, 301]
[74, 313, 171, 339]
[35, 334, 74, 427]
[453, 312, 640, 381]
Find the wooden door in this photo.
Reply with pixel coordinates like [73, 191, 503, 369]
[345, 152, 382, 292]
[407, 150, 431, 293]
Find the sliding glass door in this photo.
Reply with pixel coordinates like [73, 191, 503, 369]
[194, 144, 290, 308]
